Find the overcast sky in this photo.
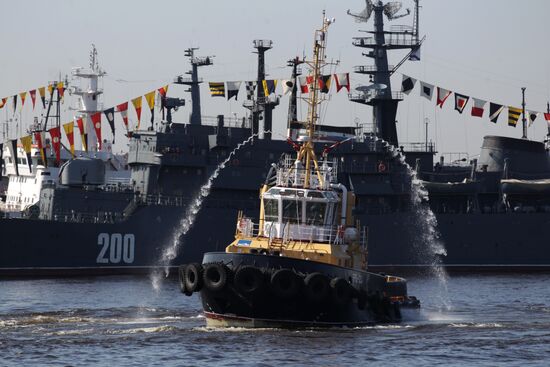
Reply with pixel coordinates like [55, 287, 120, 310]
[1, 0, 549, 158]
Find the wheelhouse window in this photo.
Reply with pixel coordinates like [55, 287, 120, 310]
[305, 202, 326, 226]
[282, 199, 302, 224]
[264, 198, 278, 222]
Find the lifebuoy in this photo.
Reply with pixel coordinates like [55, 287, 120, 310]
[304, 272, 330, 303]
[184, 263, 203, 293]
[203, 263, 230, 292]
[270, 269, 301, 299]
[330, 277, 352, 305]
[378, 162, 386, 172]
[234, 265, 264, 295]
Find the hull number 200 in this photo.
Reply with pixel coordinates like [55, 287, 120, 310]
[97, 233, 135, 264]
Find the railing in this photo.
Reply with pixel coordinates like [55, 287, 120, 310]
[352, 35, 418, 48]
[238, 217, 367, 247]
[400, 142, 436, 153]
[348, 91, 404, 103]
[201, 115, 250, 128]
[439, 152, 470, 166]
[173, 76, 203, 84]
[353, 65, 394, 74]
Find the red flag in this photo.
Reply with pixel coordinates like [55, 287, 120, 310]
[91, 112, 102, 149]
[48, 126, 62, 164]
[158, 85, 169, 97]
[544, 113, 550, 122]
[29, 89, 37, 109]
[76, 118, 87, 151]
[34, 131, 47, 167]
[0, 97, 6, 109]
[334, 73, 350, 92]
[471, 98, 486, 118]
[299, 76, 313, 93]
[116, 102, 129, 130]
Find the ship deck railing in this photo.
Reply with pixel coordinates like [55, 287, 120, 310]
[239, 218, 367, 247]
[201, 115, 250, 129]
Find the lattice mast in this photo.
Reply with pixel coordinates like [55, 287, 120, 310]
[299, 12, 334, 189]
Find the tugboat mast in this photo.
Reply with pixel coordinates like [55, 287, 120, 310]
[298, 12, 334, 188]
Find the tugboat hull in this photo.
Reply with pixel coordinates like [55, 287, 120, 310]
[182, 252, 419, 328]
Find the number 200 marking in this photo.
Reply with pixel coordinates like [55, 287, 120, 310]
[97, 233, 135, 264]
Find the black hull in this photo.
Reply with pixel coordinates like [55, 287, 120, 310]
[3, 205, 550, 275]
[193, 252, 417, 328]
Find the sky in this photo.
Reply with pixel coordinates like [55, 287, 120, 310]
[1, 0, 549, 158]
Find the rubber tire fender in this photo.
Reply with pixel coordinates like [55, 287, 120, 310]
[203, 263, 230, 292]
[234, 265, 265, 295]
[270, 269, 301, 299]
[178, 265, 193, 296]
[185, 263, 203, 293]
[330, 277, 352, 305]
[304, 272, 330, 303]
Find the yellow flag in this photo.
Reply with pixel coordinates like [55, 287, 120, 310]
[38, 86, 46, 108]
[19, 91, 27, 108]
[57, 82, 65, 99]
[63, 121, 75, 156]
[20, 135, 33, 172]
[47, 84, 54, 96]
[144, 91, 156, 111]
[131, 96, 143, 129]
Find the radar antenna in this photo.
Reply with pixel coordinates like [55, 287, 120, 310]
[383, 2, 410, 20]
[347, 0, 373, 23]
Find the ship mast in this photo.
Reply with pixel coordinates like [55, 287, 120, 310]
[298, 12, 334, 189]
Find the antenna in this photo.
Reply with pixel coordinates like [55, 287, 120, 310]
[347, 0, 373, 23]
[383, 2, 410, 20]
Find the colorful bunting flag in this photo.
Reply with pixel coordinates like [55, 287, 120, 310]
[454, 93, 470, 114]
[8, 140, 19, 176]
[57, 82, 65, 99]
[544, 113, 550, 134]
[104, 107, 116, 142]
[436, 87, 452, 108]
[48, 127, 62, 164]
[489, 103, 504, 123]
[209, 82, 225, 97]
[91, 112, 102, 149]
[19, 92, 27, 109]
[158, 85, 169, 98]
[319, 75, 332, 94]
[245, 81, 256, 100]
[38, 86, 46, 108]
[47, 83, 54, 96]
[508, 106, 522, 127]
[63, 122, 75, 157]
[116, 102, 129, 131]
[334, 73, 350, 92]
[226, 81, 242, 101]
[262, 80, 277, 96]
[0, 143, 3, 173]
[29, 89, 36, 109]
[0, 97, 6, 109]
[471, 98, 486, 118]
[299, 76, 312, 93]
[34, 131, 47, 167]
[281, 80, 294, 95]
[419, 81, 434, 100]
[20, 135, 33, 173]
[76, 117, 87, 151]
[144, 91, 156, 125]
[12, 95, 17, 112]
[401, 75, 416, 95]
[528, 111, 539, 127]
[131, 96, 142, 129]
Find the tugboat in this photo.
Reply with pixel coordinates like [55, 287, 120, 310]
[179, 14, 420, 328]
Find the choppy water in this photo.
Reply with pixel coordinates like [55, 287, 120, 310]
[1, 274, 550, 366]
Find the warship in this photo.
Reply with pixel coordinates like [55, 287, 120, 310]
[1, 0, 550, 276]
[179, 15, 419, 327]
